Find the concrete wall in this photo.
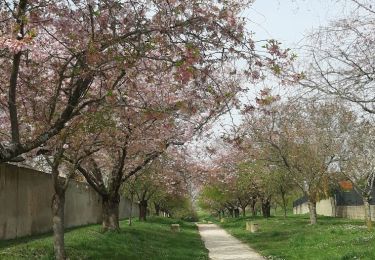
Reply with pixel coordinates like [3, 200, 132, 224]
[293, 201, 309, 215]
[293, 198, 335, 216]
[336, 205, 375, 220]
[0, 163, 138, 240]
[293, 197, 375, 220]
[316, 198, 336, 216]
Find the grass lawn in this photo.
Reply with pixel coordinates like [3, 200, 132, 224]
[208, 214, 375, 260]
[0, 217, 208, 260]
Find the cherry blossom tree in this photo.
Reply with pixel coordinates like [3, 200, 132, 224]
[340, 119, 375, 229]
[197, 143, 255, 218]
[124, 154, 188, 221]
[198, 183, 227, 218]
[301, 0, 375, 113]
[30, 115, 102, 260]
[0, 0, 296, 164]
[0, 2, 299, 259]
[239, 90, 355, 224]
[70, 68, 238, 231]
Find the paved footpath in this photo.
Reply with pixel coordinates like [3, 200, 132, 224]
[197, 224, 264, 260]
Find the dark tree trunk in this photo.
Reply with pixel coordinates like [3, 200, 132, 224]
[241, 207, 246, 217]
[139, 200, 148, 221]
[129, 193, 134, 226]
[52, 190, 66, 260]
[280, 188, 288, 218]
[228, 208, 234, 218]
[234, 208, 240, 218]
[262, 199, 271, 218]
[216, 210, 221, 219]
[363, 197, 372, 230]
[251, 199, 257, 216]
[307, 200, 317, 225]
[154, 203, 161, 216]
[102, 194, 120, 231]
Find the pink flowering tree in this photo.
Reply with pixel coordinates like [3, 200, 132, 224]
[124, 154, 188, 221]
[1, 2, 298, 259]
[0, 0, 297, 163]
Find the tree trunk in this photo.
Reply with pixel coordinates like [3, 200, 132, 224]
[251, 199, 257, 216]
[241, 206, 246, 217]
[262, 199, 271, 218]
[281, 189, 287, 218]
[363, 197, 372, 230]
[219, 210, 223, 219]
[307, 200, 317, 225]
[234, 208, 240, 218]
[228, 208, 234, 218]
[129, 193, 134, 226]
[154, 203, 160, 216]
[52, 190, 66, 260]
[102, 194, 120, 231]
[139, 200, 148, 221]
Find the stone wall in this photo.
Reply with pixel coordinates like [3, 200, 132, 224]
[316, 198, 336, 216]
[293, 201, 309, 215]
[293, 196, 375, 220]
[0, 163, 138, 240]
[336, 205, 375, 220]
[293, 198, 335, 216]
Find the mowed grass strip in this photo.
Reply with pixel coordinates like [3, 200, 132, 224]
[0, 217, 208, 260]
[214, 215, 375, 260]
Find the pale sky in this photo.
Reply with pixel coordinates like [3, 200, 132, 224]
[248, 0, 345, 49]
[193, 0, 351, 150]
[239, 0, 349, 100]
[210, 0, 348, 134]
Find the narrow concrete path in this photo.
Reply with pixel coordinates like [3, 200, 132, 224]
[197, 224, 264, 260]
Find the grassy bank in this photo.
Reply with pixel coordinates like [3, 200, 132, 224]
[212, 215, 375, 260]
[0, 217, 208, 260]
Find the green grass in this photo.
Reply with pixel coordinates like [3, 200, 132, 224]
[0, 217, 208, 260]
[214, 214, 375, 260]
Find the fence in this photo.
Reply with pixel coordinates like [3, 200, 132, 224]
[0, 163, 138, 240]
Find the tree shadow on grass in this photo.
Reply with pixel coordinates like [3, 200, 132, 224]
[64, 219, 207, 260]
[0, 218, 209, 260]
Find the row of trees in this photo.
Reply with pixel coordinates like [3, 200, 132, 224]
[198, 145, 292, 219]
[199, 0, 375, 229]
[124, 152, 198, 223]
[0, 1, 296, 259]
[300, 0, 375, 227]
[3, 0, 373, 258]
[199, 91, 375, 227]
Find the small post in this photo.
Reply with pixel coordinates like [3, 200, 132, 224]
[246, 221, 259, 233]
[246, 221, 251, 231]
[171, 224, 180, 232]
